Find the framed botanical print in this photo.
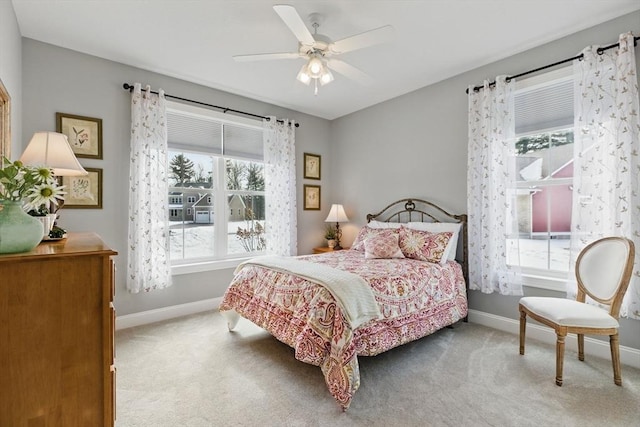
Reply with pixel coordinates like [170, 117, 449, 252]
[62, 167, 103, 209]
[303, 184, 321, 210]
[303, 153, 321, 180]
[56, 112, 103, 159]
[0, 78, 10, 161]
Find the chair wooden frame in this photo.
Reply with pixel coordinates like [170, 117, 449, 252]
[519, 236, 635, 386]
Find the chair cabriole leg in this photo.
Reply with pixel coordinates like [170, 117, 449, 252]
[555, 332, 566, 386]
[519, 308, 526, 355]
[610, 333, 622, 386]
[578, 334, 584, 361]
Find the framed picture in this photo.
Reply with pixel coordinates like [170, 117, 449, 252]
[62, 167, 103, 209]
[0, 78, 10, 161]
[303, 153, 321, 180]
[303, 184, 321, 210]
[56, 112, 103, 159]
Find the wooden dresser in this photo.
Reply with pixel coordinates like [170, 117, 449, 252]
[0, 232, 117, 427]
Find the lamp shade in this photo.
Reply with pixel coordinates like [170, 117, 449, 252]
[325, 204, 349, 223]
[20, 132, 88, 176]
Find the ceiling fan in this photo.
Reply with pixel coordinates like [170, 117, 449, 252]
[233, 4, 394, 95]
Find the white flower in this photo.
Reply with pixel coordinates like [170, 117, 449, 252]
[25, 182, 66, 211]
[0, 157, 67, 212]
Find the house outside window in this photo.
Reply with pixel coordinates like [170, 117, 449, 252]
[506, 67, 574, 289]
[166, 101, 266, 267]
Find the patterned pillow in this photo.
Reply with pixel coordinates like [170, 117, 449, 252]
[407, 222, 461, 263]
[352, 226, 400, 252]
[364, 231, 405, 259]
[398, 226, 453, 263]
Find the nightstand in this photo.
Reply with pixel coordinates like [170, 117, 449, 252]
[313, 246, 349, 254]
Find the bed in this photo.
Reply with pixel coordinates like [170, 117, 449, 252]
[219, 198, 468, 410]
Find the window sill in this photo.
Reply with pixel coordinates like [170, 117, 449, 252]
[521, 272, 566, 292]
[171, 257, 251, 275]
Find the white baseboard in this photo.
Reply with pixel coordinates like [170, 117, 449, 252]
[116, 297, 222, 330]
[115, 302, 639, 369]
[468, 309, 640, 369]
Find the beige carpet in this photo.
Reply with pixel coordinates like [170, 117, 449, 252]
[115, 311, 640, 427]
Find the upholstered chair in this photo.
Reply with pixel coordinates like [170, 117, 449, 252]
[518, 236, 635, 386]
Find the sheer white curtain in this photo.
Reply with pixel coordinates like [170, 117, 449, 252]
[569, 32, 639, 319]
[263, 117, 297, 256]
[467, 76, 523, 295]
[127, 83, 172, 293]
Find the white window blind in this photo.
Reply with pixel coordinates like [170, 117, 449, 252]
[167, 103, 263, 160]
[167, 111, 222, 155]
[223, 124, 263, 161]
[515, 76, 573, 134]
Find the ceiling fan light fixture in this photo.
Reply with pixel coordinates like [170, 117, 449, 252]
[296, 64, 312, 85]
[307, 56, 324, 77]
[320, 68, 334, 85]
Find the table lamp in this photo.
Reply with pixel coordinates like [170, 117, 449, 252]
[20, 132, 88, 177]
[325, 204, 349, 250]
[20, 131, 88, 232]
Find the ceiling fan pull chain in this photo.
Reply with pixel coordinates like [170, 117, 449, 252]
[314, 79, 319, 96]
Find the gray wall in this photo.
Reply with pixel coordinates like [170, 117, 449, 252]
[21, 39, 332, 317]
[0, 0, 22, 156]
[330, 11, 640, 349]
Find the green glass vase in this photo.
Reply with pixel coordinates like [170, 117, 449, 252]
[0, 200, 44, 254]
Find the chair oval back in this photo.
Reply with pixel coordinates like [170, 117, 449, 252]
[575, 237, 634, 315]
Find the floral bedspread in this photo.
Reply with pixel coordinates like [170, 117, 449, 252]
[219, 250, 468, 410]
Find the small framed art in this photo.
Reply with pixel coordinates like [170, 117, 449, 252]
[62, 167, 103, 209]
[303, 153, 321, 180]
[0, 78, 10, 161]
[303, 184, 321, 210]
[56, 112, 103, 159]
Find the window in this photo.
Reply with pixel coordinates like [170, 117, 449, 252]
[506, 67, 574, 284]
[166, 101, 266, 267]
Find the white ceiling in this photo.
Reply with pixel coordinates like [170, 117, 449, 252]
[11, 0, 640, 120]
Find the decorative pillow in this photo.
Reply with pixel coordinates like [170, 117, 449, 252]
[407, 222, 462, 263]
[352, 226, 400, 252]
[368, 220, 402, 229]
[398, 226, 453, 263]
[364, 231, 405, 259]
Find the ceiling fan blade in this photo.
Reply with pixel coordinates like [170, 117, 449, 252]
[233, 52, 302, 62]
[326, 59, 373, 85]
[273, 5, 315, 46]
[329, 25, 394, 54]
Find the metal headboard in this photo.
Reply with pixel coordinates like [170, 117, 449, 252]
[366, 198, 468, 284]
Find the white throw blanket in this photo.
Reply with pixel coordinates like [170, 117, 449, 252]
[236, 255, 381, 328]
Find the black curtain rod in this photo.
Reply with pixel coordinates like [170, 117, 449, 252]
[122, 83, 300, 128]
[466, 35, 639, 94]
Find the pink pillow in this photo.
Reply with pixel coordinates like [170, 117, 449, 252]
[398, 226, 452, 263]
[364, 231, 405, 259]
[352, 226, 400, 252]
